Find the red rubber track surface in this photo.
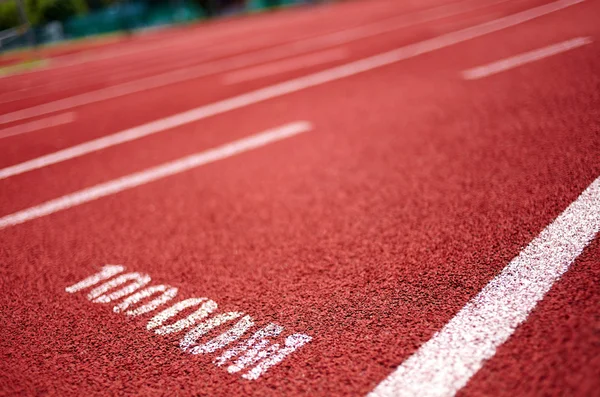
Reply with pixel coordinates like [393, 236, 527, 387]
[0, 0, 599, 396]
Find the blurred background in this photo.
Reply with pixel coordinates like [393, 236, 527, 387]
[0, 0, 324, 53]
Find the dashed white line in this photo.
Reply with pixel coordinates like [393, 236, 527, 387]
[368, 175, 600, 397]
[0, 113, 75, 139]
[0, 0, 584, 180]
[0, 121, 311, 229]
[223, 48, 349, 84]
[462, 36, 593, 79]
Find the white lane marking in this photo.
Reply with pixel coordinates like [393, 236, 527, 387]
[223, 48, 349, 84]
[368, 176, 600, 397]
[0, 121, 311, 229]
[0, 0, 511, 124]
[0, 22, 260, 81]
[0, 113, 75, 139]
[463, 36, 593, 79]
[0, 0, 582, 180]
[0, 0, 504, 94]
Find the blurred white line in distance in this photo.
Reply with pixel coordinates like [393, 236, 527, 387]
[0, 113, 76, 140]
[223, 48, 350, 84]
[0, 121, 312, 229]
[0, 0, 512, 124]
[0, 0, 585, 179]
[462, 36, 593, 79]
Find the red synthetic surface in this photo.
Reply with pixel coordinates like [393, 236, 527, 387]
[1, 0, 599, 396]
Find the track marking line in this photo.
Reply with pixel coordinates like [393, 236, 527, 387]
[0, 0, 512, 123]
[0, 113, 76, 140]
[222, 48, 349, 85]
[368, 176, 600, 397]
[0, 121, 311, 230]
[0, 1, 459, 94]
[462, 36, 593, 79]
[0, 0, 583, 180]
[0, 0, 508, 91]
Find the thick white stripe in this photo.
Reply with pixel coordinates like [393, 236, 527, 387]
[0, 113, 75, 139]
[0, 0, 582, 180]
[0, 121, 311, 229]
[223, 48, 349, 84]
[368, 176, 600, 397]
[463, 37, 593, 79]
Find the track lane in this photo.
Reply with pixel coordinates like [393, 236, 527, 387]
[0, 0, 468, 93]
[1, 0, 598, 214]
[1, 58, 598, 393]
[0, 0, 524, 112]
[0, 1, 598, 395]
[457, 238, 600, 397]
[0, 0, 562, 169]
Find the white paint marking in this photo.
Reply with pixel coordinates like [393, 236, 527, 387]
[0, 0, 508, 107]
[223, 48, 349, 84]
[216, 323, 284, 371]
[188, 315, 255, 354]
[64, 264, 313, 380]
[0, 121, 311, 229]
[0, 113, 75, 139]
[65, 264, 124, 293]
[147, 297, 207, 330]
[368, 176, 600, 397]
[0, 0, 583, 179]
[148, 297, 218, 335]
[463, 37, 593, 79]
[241, 334, 313, 380]
[88, 272, 151, 303]
[179, 312, 245, 351]
[126, 287, 179, 317]
[113, 285, 179, 316]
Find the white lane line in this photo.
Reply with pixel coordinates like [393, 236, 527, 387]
[223, 48, 349, 84]
[0, 0, 511, 124]
[0, 0, 504, 91]
[0, 113, 76, 140]
[368, 176, 600, 397]
[0, 121, 311, 230]
[0, 0, 584, 180]
[463, 36, 593, 79]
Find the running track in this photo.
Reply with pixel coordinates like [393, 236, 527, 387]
[1, 0, 599, 395]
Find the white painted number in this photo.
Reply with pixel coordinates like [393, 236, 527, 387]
[65, 265, 311, 380]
